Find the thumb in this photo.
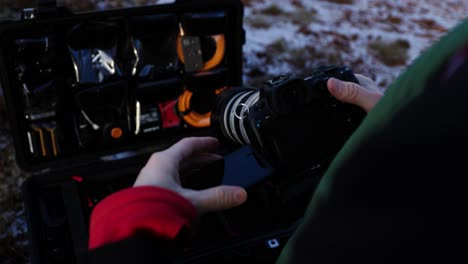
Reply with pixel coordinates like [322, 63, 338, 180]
[188, 186, 247, 213]
[327, 78, 383, 112]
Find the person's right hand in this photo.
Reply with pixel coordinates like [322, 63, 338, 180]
[327, 74, 384, 112]
[134, 137, 247, 214]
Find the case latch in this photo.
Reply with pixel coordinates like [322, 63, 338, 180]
[22, 0, 60, 20]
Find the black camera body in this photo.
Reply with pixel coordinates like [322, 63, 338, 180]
[213, 65, 367, 175]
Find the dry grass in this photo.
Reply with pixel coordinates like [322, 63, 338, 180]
[246, 4, 317, 31]
[260, 4, 283, 16]
[244, 15, 271, 29]
[0, 139, 30, 264]
[367, 39, 410, 66]
[0, 233, 29, 264]
[286, 8, 318, 25]
[241, 0, 263, 7]
[324, 0, 355, 4]
[244, 37, 346, 86]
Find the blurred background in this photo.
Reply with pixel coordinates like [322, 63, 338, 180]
[0, 0, 467, 263]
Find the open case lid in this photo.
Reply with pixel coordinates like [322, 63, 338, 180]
[0, 0, 245, 173]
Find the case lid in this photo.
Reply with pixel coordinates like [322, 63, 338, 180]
[0, 0, 245, 173]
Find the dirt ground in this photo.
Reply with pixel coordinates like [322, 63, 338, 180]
[0, 0, 467, 263]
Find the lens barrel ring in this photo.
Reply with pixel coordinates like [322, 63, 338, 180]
[212, 87, 260, 146]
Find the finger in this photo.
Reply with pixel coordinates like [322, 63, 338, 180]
[165, 137, 220, 164]
[185, 186, 248, 213]
[355, 74, 380, 93]
[180, 153, 223, 176]
[327, 78, 383, 113]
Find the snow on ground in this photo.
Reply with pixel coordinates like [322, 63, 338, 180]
[242, 0, 468, 89]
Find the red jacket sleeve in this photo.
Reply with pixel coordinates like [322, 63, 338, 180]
[88, 186, 197, 250]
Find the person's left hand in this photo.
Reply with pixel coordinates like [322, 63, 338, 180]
[327, 74, 384, 112]
[134, 137, 248, 214]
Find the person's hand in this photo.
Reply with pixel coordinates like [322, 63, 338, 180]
[327, 74, 384, 112]
[134, 137, 248, 214]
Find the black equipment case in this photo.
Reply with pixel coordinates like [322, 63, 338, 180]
[0, 0, 324, 263]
